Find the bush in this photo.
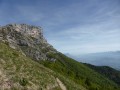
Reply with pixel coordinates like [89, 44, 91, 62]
[89, 86, 99, 90]
[19, 78, 28, 86]
[85, 78, 91, 86]
[12, 52, 19, 57]
[46, 52, 56, 59]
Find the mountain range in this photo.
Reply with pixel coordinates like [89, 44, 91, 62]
[67, 51, 120, 70]
[0, 24, 120, 90]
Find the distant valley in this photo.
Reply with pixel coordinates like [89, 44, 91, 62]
[66, 51, 120, 70]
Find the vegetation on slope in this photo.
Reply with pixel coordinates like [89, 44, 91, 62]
[40, 52, 120, 90]
[0, 42, 87, 90]
[84, 63, 120, 85]
[0, 24, 120, 90]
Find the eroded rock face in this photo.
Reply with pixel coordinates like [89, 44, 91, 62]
[0, 24, 44, 40]
[0, 24, 57, 61]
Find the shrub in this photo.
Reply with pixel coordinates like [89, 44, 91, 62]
[19, 78, 28, 86]
[85, 78, 91, 86]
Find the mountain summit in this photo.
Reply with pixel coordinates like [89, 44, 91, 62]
[0, 24, 56, 61]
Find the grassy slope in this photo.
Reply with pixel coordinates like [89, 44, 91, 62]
[0, 42, 86, 90]
[0, 42, 119, 90]
[40, 53, 120, 90]
[84, 63, 120, 85]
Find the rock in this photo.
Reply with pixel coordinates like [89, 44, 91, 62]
[0, 24, 57, 61]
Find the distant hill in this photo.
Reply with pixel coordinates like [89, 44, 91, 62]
[68, 51, 120, 70]
[84, 63, 120, 85]
[0, 24, 120, 90]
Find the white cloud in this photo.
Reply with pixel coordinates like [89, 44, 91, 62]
[0, 0, 120, 54]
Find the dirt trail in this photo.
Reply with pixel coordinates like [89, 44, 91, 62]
[56, 78, 67, 90]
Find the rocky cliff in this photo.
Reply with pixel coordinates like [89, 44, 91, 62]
[0, 24, 57, 61]
[0, 24, 87, 90]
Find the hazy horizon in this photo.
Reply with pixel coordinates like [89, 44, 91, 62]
[0, 0, 120, 54]
[66, 50, 120, 56]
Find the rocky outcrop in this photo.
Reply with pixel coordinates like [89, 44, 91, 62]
[0, 24, 57, 61]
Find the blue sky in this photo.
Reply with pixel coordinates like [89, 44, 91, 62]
[0, 0, 120, 55]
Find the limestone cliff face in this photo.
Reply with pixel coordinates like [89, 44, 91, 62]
[0, 24, 57, 61]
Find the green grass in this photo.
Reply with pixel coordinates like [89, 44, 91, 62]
[84, 63, 120, 85]
[39, 52, 120, 90]
[0, 42, 87, 90]
[1, 41, 119, 90]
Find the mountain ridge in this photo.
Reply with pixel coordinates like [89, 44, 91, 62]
[0, 24, 57, 61]
[0, 24, 120, 90]
[84, 63, 120, 85]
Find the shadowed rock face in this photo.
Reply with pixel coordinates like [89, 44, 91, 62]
[0, 24, 57, 61]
